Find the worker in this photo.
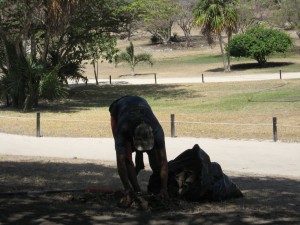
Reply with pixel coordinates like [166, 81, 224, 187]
[109, 96, 168, 207]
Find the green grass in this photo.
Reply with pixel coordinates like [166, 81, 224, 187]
[1, 79, 300, 141]
[155, 55, 224, 65]
[130, 51, 300, 76]
[146, 80, 300, 113]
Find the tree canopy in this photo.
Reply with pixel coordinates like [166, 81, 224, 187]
[0, 0, 125, 110]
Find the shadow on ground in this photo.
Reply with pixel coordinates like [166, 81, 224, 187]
[16, 84, 188, 114]
[0, 159, 299, 225]
[207, 62, 294, 73]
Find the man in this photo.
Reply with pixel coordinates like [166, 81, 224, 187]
[109, 96, 168, 207]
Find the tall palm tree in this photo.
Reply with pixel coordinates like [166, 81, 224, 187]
[223, 2, 238, 71]
[115, 42, 154, 76]
[194, 0, 238, 71]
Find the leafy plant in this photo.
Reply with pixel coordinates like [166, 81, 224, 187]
[39, 70, 68, 101]
[150, 35, 162, 44]
[229, 26, 293, 65]
[115, 42, 154, 76]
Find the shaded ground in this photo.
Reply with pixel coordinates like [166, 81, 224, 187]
[207, 62, 295, 72]
[1, 156, 299, 225]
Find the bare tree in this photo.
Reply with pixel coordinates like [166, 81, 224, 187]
[138, 0, 178, 45]
[271, 0, 300, 38]
[175, 0, 197, 48]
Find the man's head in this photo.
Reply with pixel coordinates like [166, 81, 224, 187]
[133, 122, 154, 151]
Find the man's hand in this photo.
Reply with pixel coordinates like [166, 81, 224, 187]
[119, 189, 134, 208]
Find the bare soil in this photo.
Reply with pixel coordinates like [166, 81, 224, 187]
[1, 155, 299, 225]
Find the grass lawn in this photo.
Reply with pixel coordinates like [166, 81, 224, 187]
[82, 34, 300, 79]
[1, 79, 299, 142]
[1, 32, 300, 141]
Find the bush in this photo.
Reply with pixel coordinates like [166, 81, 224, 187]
[170, 33, 181, 42]
[229, 26, 293, 65]
[39, 71, 68, 101]
[150, 35, 162, 44]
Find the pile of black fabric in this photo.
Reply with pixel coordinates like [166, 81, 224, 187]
[148, 144, 243, 202]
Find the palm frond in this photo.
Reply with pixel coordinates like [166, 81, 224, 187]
[134, 53, 154, 66]
[114, 42, 154, 76]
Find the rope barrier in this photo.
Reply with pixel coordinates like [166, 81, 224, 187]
[160, 120, 300, 128]
[0, 116, 107, 123]
[0, 116, 35, 120]
[1, 115, 299, 128]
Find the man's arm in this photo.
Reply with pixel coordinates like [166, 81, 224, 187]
[110, 115, 117, 138]
[117, 153, 135, 207]
[117, 152, 142, 207]
[117, 152, 141, 191]
[116, 153, 132, 192]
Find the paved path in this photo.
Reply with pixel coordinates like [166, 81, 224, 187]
[1, 133, 299, 177]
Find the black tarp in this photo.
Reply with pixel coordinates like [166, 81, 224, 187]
[148, 144, 243, 202]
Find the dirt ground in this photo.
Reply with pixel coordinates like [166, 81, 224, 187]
[1, 154, 299, 225]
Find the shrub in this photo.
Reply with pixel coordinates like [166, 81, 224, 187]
[170, 33, 181, 42]
[229, 26, 293, 65]
[39, 71, 68, 101]
[150, 35, 162, 44]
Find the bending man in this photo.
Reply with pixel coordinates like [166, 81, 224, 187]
[109, 96, 168, 206]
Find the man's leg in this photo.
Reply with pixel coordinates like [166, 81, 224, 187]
[146, 148, 161, 194]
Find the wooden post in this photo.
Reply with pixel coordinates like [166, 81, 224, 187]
[171, 114, 175, 138]
[154, 73, 157, 84]
[273, 117, 278, 142]
[279, 70, 282, 79]
[36, 112, 41, 137]
[109, 75, 112, 84]
[202, 74, 204, 83]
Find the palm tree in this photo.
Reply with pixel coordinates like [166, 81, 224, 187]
[223, 2, 238, 71]
[194, 0, 238, 71]
[115, 42, 154, 76]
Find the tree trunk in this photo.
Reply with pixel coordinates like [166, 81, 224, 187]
[157, 32, 169, 45]
[131, 54, 135, 76]
[30, 31, 37, 61]
[218, 34, 227, 71]
[127, 23, 132, 41]
[42, 30, 50, 62]
[183, 30, 191, 48]
[131, 65, 135, 76]
[96, 60, 99, 84]
[226, 33, 232, 72]
[93, 60, 99, 85]
[15, 42, 27, 109]
[0, 28, 10, 70]
[6, 94, 10, 107]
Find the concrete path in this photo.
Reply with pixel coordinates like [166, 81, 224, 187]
[69, 72, 300, 85]
[1, 133, 299, 177]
